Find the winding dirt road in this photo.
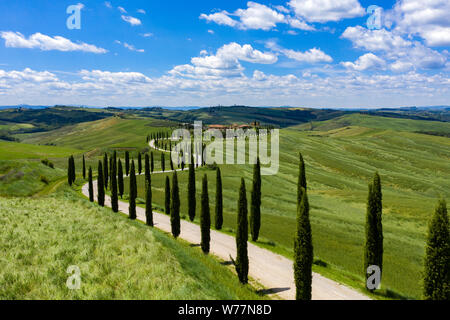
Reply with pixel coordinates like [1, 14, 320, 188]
[82, 140, 370, 300]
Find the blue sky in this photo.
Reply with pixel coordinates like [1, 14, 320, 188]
[0, 0, 448, 108]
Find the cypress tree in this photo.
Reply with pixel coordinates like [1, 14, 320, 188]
[103, 153, 109, 190]
[364, 181, 381, 291]
[424, 200, 449, 300]
[97, 161, 105, 207]
[235, 178, 249, 284]
[373, 173, 383, 276]
[165, 176, 171, 216]
[118, 159, 124, 198]
[82, 154, 86, 180]
[138, 152, 142, 175]
[145, 178, 153, 227]
[88, 167, 94, 202]
[188, 152, 196, 221]
[129, 160, 137, 220]
[151, 152, 154, 173]
[298, 153, 307, 203]
[111, 157, 118, 213]
[67, 156, 73, 186]
[200, 174, 211, 254]
[170, 171, 180, 238]
[161, 153, 165, 172]
[145, 153, 150, 184]
[125, 151, 130, 176]
[294, 188, 313, 300]
[215, 167, 223, 230]
[71, 156, 76, 185]
[250, 157, 262, 242]
[170, 156, 174, 171]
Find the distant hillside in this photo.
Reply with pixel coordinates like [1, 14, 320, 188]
[296, 114, 450, 134]
[0, 106, 113, 133]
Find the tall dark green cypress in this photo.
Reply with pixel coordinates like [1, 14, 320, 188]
[235, 178, 249, 284]
[145, 178, 153, 227]
[215, 167, 223, 230]
[129, 160, 137, 220]
[170, 171, 180, 238]
[188, 152, 196, 222]
[103, 153, 109, 190]
[364, 180, 382, 290]
[97, 161, 105, 207]
[294, 188, 313, 300]
[118, 159, 124, 198]
[111, 157, 118, 213]
[151, 152, 154, 173]
[125, 151, 130, 176]
[200, 174, 211, 254]
[138, 152, 142, 175]
[250, 158, 262, 242]
[165, 176, 171, 216]
[82, 154, 86, 180]
[67, 156, 73, 186]
[161, 153, 165, 172]
[373, 173, 383, 276]
[88, 167, 94, 202]
[424, 200, 449, 300]
[297, 153, 307, 203]
[145, 153, 150, 184]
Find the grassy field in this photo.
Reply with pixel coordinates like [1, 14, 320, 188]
[296, 113, 450, 134]
[0, 187, 265, 300]
[0, 160, 67, 197]
[0, 141, 79, 160]
[120, 121, 450, 299]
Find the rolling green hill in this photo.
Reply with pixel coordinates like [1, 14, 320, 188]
[0, 160, 67, 197]
[0, 141, 79, 160]
[296, 113, 450, 134]
[0, 188, 264, 299]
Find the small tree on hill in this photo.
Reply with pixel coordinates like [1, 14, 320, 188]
[129, 160, 137, 220]
[250, 157, 262, 242]
[298, 153, 307, 203]
[145, 179, 153, 227]
[103, 153, 109, 190]
[118, 159, 124, 198]
[145, 153, 150, 184]
[97, 161, 105, 207]
[165, 176, 171, 216]
[125, 151, 130, 176]
[188, 152, 196, 222]
[215, 167, 223, 230]
[88, 167, 94, 202]
[364, 173, 383, 291]
[235, 178, 249, 284]
[138, 152, 142, 175]
[151, 152, 154, 173]
[201, 174, 211, 254]
[424, 200, 449, 300]
[170, 171, 180, 238]
[111, 158, 118, 213]
[294, 188, 313, 300]
[82, 154, 86, 180]
[161, 153, 165, 172]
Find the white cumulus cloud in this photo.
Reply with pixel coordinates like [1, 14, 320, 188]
[0, 31, 107, 54]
